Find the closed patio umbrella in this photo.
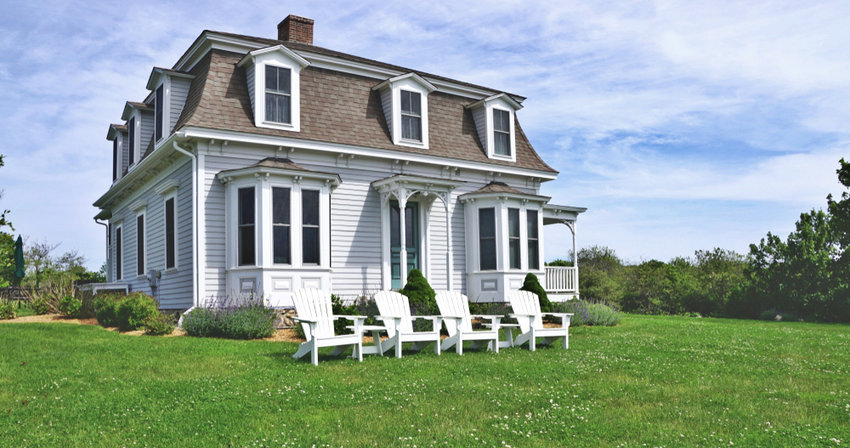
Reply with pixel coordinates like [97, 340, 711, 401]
[14, 235, 24, 282]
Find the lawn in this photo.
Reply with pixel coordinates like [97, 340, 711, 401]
[1, 315, 848, 447]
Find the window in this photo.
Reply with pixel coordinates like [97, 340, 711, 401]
[302, 189, 320, 265]
[238, 187, 256, 266]
[116, 226, 123, 280]
[136, 214, 145, 276]
[508, 208, 520, 269]
[165, 197, 176, 269]
[272, 187, 291, 264]
[527, 210, 539, 270]
[112, 139, 118, 181]
[128, 119, 136, 165]
[493, 109, 510, 156]
[400, 90, 422, 141]
[479, 208, 496, 270]
[155, 85, 164, 142]
[265, 65, 291, 124]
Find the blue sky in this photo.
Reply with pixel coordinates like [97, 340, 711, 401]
[1, 0, 848, 269]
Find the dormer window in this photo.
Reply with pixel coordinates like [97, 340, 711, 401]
[265, 65, 292, 124]
[374, 73, 435, 149]
[400, 90, 422, 142]
[154, 85, 164, 142]
[493, 109, 511, 156]
[238, 45, 309, 132]
[128, 118, 136, 165]
[469, 93, 522, 162]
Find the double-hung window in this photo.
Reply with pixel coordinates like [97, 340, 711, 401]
[493, 109, 511, 156]
[400, 90, 422, 142]
[238, 187, 256, 266]
[165, 197, 177, 270]
[527, 210, 539, 270]
[508, 208, 521, 269]
[128, 119, 136, 165]
[272, 187, 291, 264]
[115, 226, 123, 280]
[265, 65, 292, 124]
[302, 190, 320, 265]
[154, 86, 164, 142]
[136, 214, 145, 276]
[479, 208, 497, 270]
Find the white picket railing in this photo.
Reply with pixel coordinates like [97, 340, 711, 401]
[544, 266, 577, 293]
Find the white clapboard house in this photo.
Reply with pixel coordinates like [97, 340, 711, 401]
[93, 15, 586, 309]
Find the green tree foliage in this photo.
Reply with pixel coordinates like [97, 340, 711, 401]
[399, 269, 437, 315]
[0, 232, 15, 287]
[0, 154, 12, 231]
[576, 245, 626, 304]
[520, 272, 552, 312]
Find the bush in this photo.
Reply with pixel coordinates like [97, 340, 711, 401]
[29, 297, 51, 315]
[183, 296, 276, 339]
[400, 269, 437, 331]
[116, 293, 160, 331]
[520, 273, 552, 313]
[144, 313, 176, 336]
[94, 293, 125, 327]
[58, 295, 82, 317]
[0, 301, 15, 320]
[553, 300, 621, 326]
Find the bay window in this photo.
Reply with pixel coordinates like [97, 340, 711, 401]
[272, 187, 291, 264]
[238, 187, 256, 266]
[301, 189, 320, 265]
[508, 208, 521, 269]
[527, 209, 539, 270]
[479, 208, 496, 271]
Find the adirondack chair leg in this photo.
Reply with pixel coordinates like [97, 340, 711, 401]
[411, 341, 427, 352]
[396, 337, 403, 359]
[441, 334, 458, 352]
[293, 341, 310, 360]
[564, 331, 569, 349]
[457, 334, 463, 355]
[311, 340, 319, 366]
[356, 341, 363, 362]
[493, 337, 499, 353]
[331, 345, 346, 357]
[435, 336, 441, 355]
[529, 329, 536, 352]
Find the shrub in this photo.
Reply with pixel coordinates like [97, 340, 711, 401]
[520, 273, 552, 313]
[94, 294, 125, 327]
[183, 296, 276, 339]
[116, 293, 160, 331]
[144, 313, 176, 336]
[0, 301, 15, 320]
[553, 300, 621, 326]
[400, 269, 437, 331]
[29, 297, 51, 315]
[58, 295, 82, 317]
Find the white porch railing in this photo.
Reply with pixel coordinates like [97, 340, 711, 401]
[544, 266, 577, 293]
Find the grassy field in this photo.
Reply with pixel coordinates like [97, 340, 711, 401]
[1, 315, 848, 447]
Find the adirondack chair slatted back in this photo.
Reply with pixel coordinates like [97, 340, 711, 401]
[374, 291, 414, 336]
[435, 291, 474, 335]
[293, 288, 335, 340]
[507, 290, 544, 332]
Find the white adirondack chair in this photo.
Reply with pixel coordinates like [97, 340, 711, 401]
[374, 291, 442, 358]
[507, 290, 573, 351]
[292, 288, 366, 366]
[434, 291, 500, 355]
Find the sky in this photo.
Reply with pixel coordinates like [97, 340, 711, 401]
[0, 0, 848, 269]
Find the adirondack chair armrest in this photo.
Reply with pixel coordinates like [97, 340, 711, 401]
[471, 314, 502, 330]
[333, 315, 368, 322]
[410, 315, 443, 331]
[508, 313, 535, 318]
[291, 317, 318, 323]
[542, 312, 574, 326]
[291, 317, 319, 340]
[375, 315, 401, 322]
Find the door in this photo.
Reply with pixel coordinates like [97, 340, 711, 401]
[390, 200, 419, 289]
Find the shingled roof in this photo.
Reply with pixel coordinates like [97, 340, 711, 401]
[459, 181, 551, 200]
[168, 34, 557, 174]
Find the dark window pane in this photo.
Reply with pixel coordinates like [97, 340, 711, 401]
[302, 190, 319, 225]
[410, 91, 420, 114]
[265, 65, 278, 91]
[390, 202, 400, 246]
[112, 140, 118, 181]
[265, 93, 277, 122]
[155, 86, 163, 141]
[116, 227, 122, 280]
[137, 215, 144, 276]
[128, 119, 135, 165]
[278, 67, 291, 94]
[494, 109, 509, 131]
[508, 208, 519, 237]
[527, 210, 538, 238]
[165, 198, 175, 269]
[280, 94, 291, 123]
[302, 227, 320, 264]
[509, 208, 520, 269]
[480, 239, 496, 271]
[405, 204, 417, 247]
[495, 132, 510, 155]
[238, 187, 255, 225]
[510, 240, 521, 269]
[479, 208, 495, 238]
[239, 226, 255, 266]
[402, 115, 421, 141]
[528, 240, 539, 270]
[273, 226, 290, 264]
[272, 187, 290, 224]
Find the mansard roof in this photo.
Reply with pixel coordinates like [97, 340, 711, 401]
[173, 48, 557, 174]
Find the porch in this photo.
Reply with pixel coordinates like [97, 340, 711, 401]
[542, 204, 586, 301]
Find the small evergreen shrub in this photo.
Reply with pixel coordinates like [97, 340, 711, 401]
[116, 293, 160, 331]
[400, 269, 437, 331]
[144, 313, 176, 336]
[29, 297, 51, 315]
[58, 295, 82, 317]
[520, 273, 552, 313]
[94, 294, 124, 327]
[0, 301, 15, 320]
[183, 296, 276, 339]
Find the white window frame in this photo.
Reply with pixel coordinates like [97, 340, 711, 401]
[486, 104, 516, 162]
[163, 192, 178, 272]
[271, 185, 292, 266]
[136, 210, 147, 278]
[375, 73, 434, 149]
[469, 93, 521, 163]
[128, 113, 139, 169]
[238, 45, 309, 133]
[154, 81, 169, 144]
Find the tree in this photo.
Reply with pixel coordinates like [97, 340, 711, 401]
[0, 154, 12, 231]
[24, 240, 60, 288]
[577, 245, 625, 304]
[0, 232, 15, 287]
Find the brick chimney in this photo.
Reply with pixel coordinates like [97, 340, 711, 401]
[278, 15, 314, 45]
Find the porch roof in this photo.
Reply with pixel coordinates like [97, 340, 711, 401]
[542, 204, 587, 224]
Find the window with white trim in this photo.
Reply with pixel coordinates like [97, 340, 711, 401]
[479, 208, 496, 271]
[272, 187, 291, 264]
[238, 187, 256, 266]
[508, 208, 521, 269]
[128, 118, 136, 166]
[136, 213, 145, 276]
[265, 65, 292, 124]
[164, 195, 177, 270]
[112, 139, 118, 181]
[115, 225, 123, 280]
[155, 85, 164, 142]
[493, 109, 511, 156]
[400, 90, 422, 142]
[527, 209, 539, 270]
[302, 189, 320, 265]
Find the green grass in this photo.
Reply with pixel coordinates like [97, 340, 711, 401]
[1, 315, 848, 447]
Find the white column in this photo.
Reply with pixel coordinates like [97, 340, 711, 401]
[398, 188, 408, 288]
[445, 200, 452, 291]
[568, 220, 578, 297]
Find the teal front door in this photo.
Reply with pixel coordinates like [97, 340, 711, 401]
[391, 200, 420, 289]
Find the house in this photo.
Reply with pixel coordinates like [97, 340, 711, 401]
[93, 15, 585, 309]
